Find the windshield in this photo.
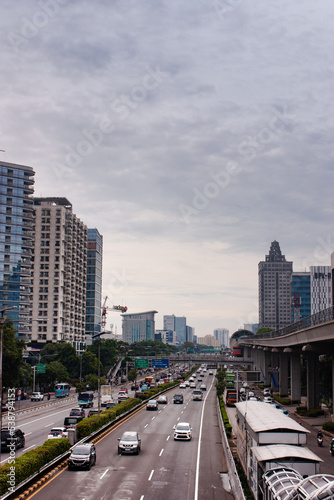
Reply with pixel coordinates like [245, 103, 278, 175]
[50, 430, 63, 436]
[176, 424, 190, 430]
[121, 434, 137, 442]
[78, 393, 91, 401]
[72, 446, 90, 455]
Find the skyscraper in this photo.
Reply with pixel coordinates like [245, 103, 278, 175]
[292, 272, 311, 322]
[213, 328, 229, 347]
[258, 241, 293, 331]
[86, 228, 103, 339]
[0, 161, 35, 339]
[310, 266, 331, 314]
[121, 310, 157, 344]
[31, 198, 87, 351]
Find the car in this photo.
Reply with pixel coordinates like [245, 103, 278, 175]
[118, 392, 129, 403]
[248, 396, 258, 401]
[200, 384, 207, 391]
[105, 401, 117, 409]
[70, 407, 85, 418]
[30, 392, 44, 402]
[87, 408, 99, 417]
[248, 390, 255, 398]
[173, 394, 184, 404]
[173, 422, 192, 441]
[157, 395, 168, 405]
[179, 383, 186, 389]
[131, 384, 139, 391]
[184, 381, 190, 387]
[48, 427, 68, 439]
[263, 388, 271, 396]
[197, 377, 203, 382]
[208, 371, 213, 375]
[146, 399, 158, 410]
[277, 408, 290, 416]
[263, 396, 273, 403]
[189, 382, 196, 388]
[192, 390, 203, 401]
[68, 443, 96, 470]
[1, 428, 25, 450]
[118, 431, 141, 455]
[63, 416, 83, 429]
[189, 377, 194, 382]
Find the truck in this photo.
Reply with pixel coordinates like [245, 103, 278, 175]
[100, 385, 113, 407]
[225, 389, 238, 407]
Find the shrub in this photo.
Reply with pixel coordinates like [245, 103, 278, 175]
[0, 438, 70, 495]
[306, 409, 324, 418]
[323, 421, 334, 432]
[296, 406, 307, 415]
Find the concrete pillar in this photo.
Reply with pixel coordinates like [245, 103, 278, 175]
[271, 351, 279, 392]
[262, 349, 271, 385]
[279, 353, 289, 397]
[306, 353, 320, 409]
[290, 352, 301, 402]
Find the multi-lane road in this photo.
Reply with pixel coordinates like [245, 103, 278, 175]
[1, 371, 235, 499]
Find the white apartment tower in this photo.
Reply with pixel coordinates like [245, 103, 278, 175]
[310, 266, 331, 315]
[31, 198, 87, 351]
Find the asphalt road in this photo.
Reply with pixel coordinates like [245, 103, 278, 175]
[14, 372, 235, 500]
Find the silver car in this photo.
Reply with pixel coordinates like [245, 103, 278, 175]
[118, 431, 141, 455]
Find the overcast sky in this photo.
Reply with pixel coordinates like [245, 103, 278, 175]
[1, 1, 334, 338]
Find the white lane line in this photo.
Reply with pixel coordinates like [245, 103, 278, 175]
[166, 435, 170, 441]
[159, 449, 164, 456]
[144, 423, 148, 428]
[140, 496, 144, 500]
[194, 378, 214, 500]
[100, 468, 109, 479]
[45, 422, 54, 427]
[148, 470, 154, 481]
[151, 417, 155, 421]
[25, 432, 32, 436]
[18, 407, 73, 427]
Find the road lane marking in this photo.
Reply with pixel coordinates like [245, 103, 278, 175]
[45, 422, 54, 427]
[159, 449, 164, 456]
[166, 435, 170, 441]
[148, 470, 154, 481]
[144, 423, 148, 428]
[100, 468, 109, 479]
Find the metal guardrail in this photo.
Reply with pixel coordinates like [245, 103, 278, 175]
[241, 306, 334, 341]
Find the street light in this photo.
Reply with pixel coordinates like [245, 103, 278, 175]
[92, 331, 110, 415]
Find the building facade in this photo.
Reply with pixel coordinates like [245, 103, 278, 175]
[85, 228, 103, 340]
[213, 328, 229, 347]
[0, 161, 35, 339]
[121, 310, 157, 344]
[163, 314, 187, 345]
[155, 329, 177, 345]
[197, 334, 221, 347]
[310, 266, 331, 315]
[31, 198, 87, 351]
[258, 241, 293, 331]
[292, 272, 311, 322]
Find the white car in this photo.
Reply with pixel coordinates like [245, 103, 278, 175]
[30, 392, 44, 402]
[189, 382, 196, 388]
[173, 422, 192, 441]
[48, 427, 68, 439]
[263, 396, 273, 403]
[179, 383, 187, 389]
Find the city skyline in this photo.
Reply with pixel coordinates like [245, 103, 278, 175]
[1, 1, 333, 336]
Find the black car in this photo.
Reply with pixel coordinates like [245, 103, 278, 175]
[68, 443, 96, 470]
[1, 428, 25, 450]
[64, 416, 83, 428]
[173, 394, 184, 404]
[87, 408, 99, 417]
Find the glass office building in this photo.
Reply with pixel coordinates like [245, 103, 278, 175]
[292, 272, 311, 322]
[0, 161, 35, 338]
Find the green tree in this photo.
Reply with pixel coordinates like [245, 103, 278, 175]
[127, 368, 138, 383]
[82, 351, 98, 377]
[39, 361, 69, 391]
[87, 338, 118, 375]
[2, 320, 25, 390]
[215, 368, 227, 396]
[256, 327, 274, 335]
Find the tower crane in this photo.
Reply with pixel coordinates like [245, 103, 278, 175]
[101, 296, 127, 331]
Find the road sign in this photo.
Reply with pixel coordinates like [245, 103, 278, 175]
[152, 358, 169, 369]
[135, 358, 149, 369]
[37, 364, 46, 374]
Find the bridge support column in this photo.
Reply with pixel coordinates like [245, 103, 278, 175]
[306, 353, 320, 410]
[262, 349, 271, 385]
[279, 353, 289, 397]
[290, 352, 301, 402]
[270, 350, 279, 392]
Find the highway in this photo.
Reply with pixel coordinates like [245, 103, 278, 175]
[7, 371, 234, 500]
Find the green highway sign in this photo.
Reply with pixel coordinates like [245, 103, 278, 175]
[37, 364, 46, 374]
[135, 358, 149, 369]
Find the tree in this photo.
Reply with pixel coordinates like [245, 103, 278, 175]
[39, 361, 69, 391]
[127, 368, 138, 383]
[2, 320, 25, 390]
[81, 351, 98, 377]
[87, 338, 118, 375]
[256, 327, 274, 335]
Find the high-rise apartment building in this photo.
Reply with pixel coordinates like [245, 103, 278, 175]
[121, 310, 157, 344]
[292, 272, 311, 322]
[31, 198, 87, 351]
[258, 241, 293, 331]
[310, 266, 331, 315]
[213, 328, 229, 347]
[85, 228, 103, 339]
[0, 161, 35, 339]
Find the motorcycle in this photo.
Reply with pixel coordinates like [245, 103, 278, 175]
[317, 436, 323, 447]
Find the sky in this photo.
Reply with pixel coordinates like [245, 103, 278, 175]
[1, 1, 334, 339]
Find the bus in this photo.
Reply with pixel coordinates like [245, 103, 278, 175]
[78, 391, 94, 408]
[55, 383, 70, 398]
[226, 372, 235, 388]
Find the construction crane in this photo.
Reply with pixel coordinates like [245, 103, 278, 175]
[101, 296, 128, 331]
